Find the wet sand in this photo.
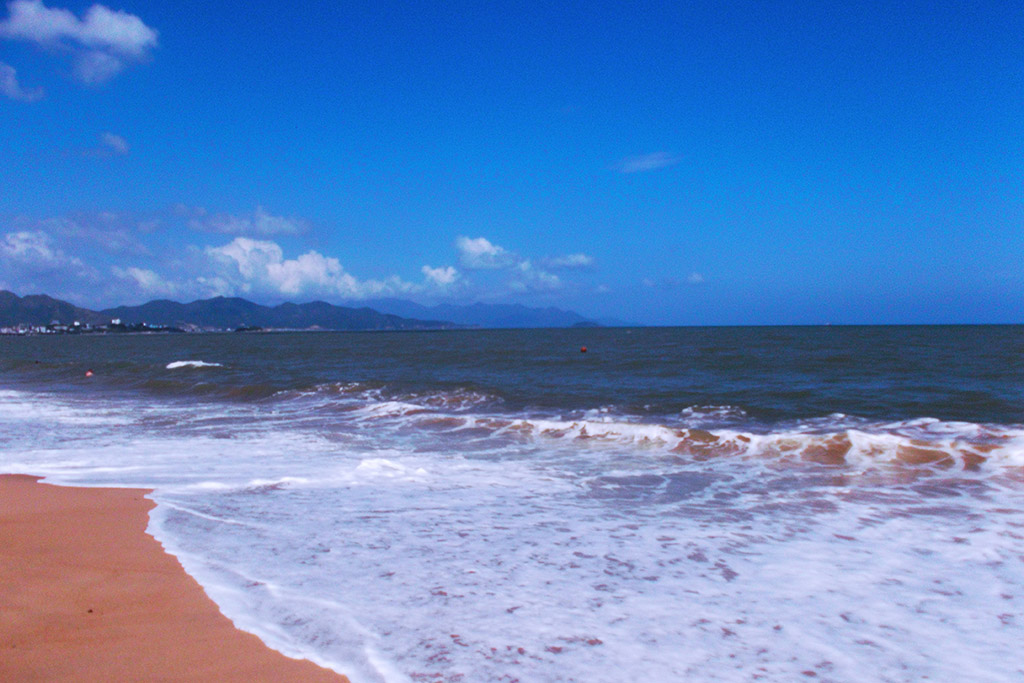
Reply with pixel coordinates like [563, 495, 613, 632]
[0, 474, 347, 682]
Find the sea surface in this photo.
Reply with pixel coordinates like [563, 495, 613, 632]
[2, 326, 1023, 682]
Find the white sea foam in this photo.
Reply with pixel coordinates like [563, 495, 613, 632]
[166, 360, 224, 369]
[0, 390, 132, 426]
[2, 387, 1024, 682]
[354, 459, 429, 479]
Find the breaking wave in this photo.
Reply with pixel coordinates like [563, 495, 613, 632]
[267, 384, 1024, 474]
[167, 360, 224, 369]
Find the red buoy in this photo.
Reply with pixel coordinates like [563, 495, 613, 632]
[580, 346, 587, 353]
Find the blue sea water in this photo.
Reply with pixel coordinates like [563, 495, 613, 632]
[2, 326, 1023, 681]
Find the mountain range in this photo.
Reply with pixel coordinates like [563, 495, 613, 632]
[100, 297, 455, 331]
[0, 291, 110, 327]
[0, 290, 605, 330]
[364, 298, 601, 328]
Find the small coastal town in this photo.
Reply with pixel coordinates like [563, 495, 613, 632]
[0, 319, 186, 335]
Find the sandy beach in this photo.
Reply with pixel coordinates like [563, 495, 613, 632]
[0, 474, 346, 682]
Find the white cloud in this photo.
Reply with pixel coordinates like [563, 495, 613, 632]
[0, 0, 157, 54]
[76, 3, 155, 55]
[101, 131, 127, 153]
[509, 260, 561, 292]
[194, 275, 232, 298]
[0, 214, 599, 307]
[455, 236, 517, 269]
[23, 213, 147, 255]
[112, 265, 176, 296]
[0, 230, 102, 303]
[74, 48, 122, 83]
[0, 229, 94, 289]
[452, 236, 589, 294]
[687, 272, 705, 285]
[422, 264, 458, 287]
[2, 230, 63, 263]
[616, 151, 680, 174]
[209, 238, 287, 281]
[0, 60, 42, 100]
[204, 237, 417, 300]
[545, 253, 593, 269]
[190, 207, 308, 236]
[104, 239, 467, 304]
[84, 131, 129, 157]
[272, 252, 354, 296]
[0, 0, 158, 85]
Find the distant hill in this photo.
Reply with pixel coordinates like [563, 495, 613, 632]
[0, 290, 609, 331]
[100, 297, 456, 331]
[0, 291, 454, 330]
[365, 299, 601, 328]
[0, 291, 107, 327]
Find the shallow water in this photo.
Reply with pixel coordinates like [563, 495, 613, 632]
[2, 327, 1023, 681]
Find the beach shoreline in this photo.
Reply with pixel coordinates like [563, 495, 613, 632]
[0, 474, 347, 682]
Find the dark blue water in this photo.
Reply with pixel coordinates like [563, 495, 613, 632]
[3, 325, 1023, 424]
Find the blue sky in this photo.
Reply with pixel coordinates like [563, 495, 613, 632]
[1, 0, 1021, 325]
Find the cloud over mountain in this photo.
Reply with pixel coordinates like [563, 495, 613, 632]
[422, 265, 459, 287]
[456, 236, 517, 270]
[455, 236, 584, 293]
[0, 207, 602, 310]
[199, 237, 453, 302]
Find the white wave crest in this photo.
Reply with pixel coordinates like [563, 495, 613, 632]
[355, 458, 429, 479]
[166, 360, 224, 369]
[413, 411, 1024, 471]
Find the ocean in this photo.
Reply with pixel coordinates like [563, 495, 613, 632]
[2, 326, 1023, 682]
